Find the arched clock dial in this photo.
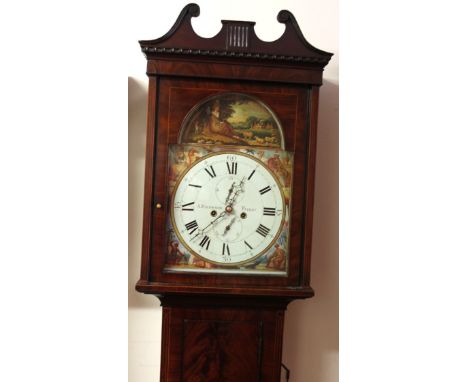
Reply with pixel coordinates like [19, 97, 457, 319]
[171, 151, 285, 265]
[136, 6, 333, 382]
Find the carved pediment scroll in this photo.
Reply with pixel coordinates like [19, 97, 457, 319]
[139, 3, 333, 66]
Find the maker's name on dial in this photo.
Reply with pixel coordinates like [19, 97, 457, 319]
[195, 204, 223, 210]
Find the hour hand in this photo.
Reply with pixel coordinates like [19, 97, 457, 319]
[225, 182, 235, 204]
[227, 177, 246, 206]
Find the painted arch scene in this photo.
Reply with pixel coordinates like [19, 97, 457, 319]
[179, 93, 284, 148]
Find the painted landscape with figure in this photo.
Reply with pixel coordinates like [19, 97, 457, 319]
[164, 144, 293, 275]
[179, 93, 284, 148]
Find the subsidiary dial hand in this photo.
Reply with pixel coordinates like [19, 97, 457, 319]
[223, 216, 237, 235]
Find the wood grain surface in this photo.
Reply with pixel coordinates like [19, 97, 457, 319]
[135, 4, 332, 381]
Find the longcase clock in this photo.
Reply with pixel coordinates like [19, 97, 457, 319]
[135, 4, 332, 381]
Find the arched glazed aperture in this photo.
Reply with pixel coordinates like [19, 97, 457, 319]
[178, 92, 285, 149]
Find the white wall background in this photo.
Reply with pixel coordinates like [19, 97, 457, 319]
[128, 1, 338, 381]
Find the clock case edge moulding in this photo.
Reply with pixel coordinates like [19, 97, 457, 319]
[136, 3, 332, 301]
[134, 4, 333, 382]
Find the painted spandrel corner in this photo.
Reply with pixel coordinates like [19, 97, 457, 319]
[164, 144, 293, 275]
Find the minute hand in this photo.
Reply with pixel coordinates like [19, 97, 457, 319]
[190, 210, 228, 241]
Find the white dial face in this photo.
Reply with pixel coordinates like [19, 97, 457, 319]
[171, 152, 285, 265]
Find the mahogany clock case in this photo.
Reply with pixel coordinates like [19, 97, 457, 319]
[133, 4, 333, 382]
[158, 295, 287, 382]
[135, 4, 332, 300]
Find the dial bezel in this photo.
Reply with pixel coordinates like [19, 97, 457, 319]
[169, 150, 286, 266]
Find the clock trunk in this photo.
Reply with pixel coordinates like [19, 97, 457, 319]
[135, 4, 332, 382]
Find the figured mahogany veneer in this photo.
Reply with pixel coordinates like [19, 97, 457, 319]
[135, 4, 332, 382]
[158, 296, 287, 382]
[137, 78, 311, 293]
